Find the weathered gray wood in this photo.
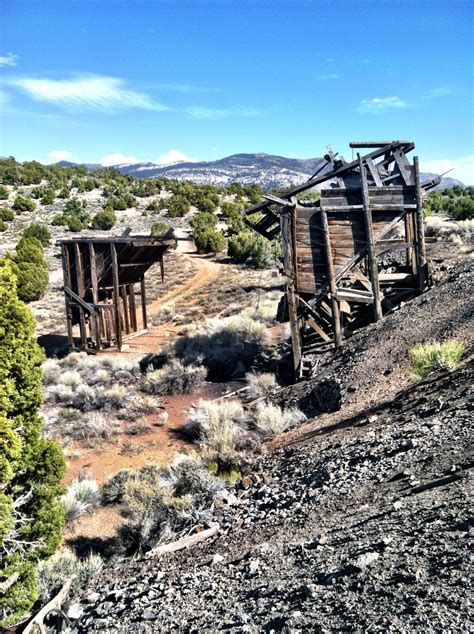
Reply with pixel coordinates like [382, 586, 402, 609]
[320, 208, 342, 347]
[140, 277, 148, 330]
[129, 284, 138, 331]
[281, 207, 302, 378]
[359, 154, 383, 321]
[74, 244, 87, 350]
[110, 243, 122, 350]
[413, 156, 428, 292]
[146, 525, 220, 558]
[61, 244, 74, 348]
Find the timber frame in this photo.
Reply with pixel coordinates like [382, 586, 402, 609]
[58, 231, 176, 351]
[244, 141, 438, 379]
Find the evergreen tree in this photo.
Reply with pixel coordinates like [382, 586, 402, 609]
[0, 261, 65, 627]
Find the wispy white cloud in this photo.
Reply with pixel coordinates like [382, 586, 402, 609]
[317, 73, 339, 80]
[10, 74, 169, 113]
[358, 96, 407, 114]
[153, 83, 220, 94]
[421, 87, 452, 99]
[153, 149, 197, 165]
[0, 53, 19, 67]
[99, 153, 139, 166]
[186, 105, 260, 119]
[48, 150, 72, 162]
[420, 155, 474, 185]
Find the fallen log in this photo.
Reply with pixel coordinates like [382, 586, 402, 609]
[146, 524, 220, 559]
[23, 577, 74, 634]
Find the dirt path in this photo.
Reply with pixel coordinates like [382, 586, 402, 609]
[120, 230, 221, 355]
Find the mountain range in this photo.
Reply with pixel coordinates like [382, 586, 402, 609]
[57, 153, 464, 190]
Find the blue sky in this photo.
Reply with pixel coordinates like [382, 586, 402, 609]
[1, 0, 473, 182]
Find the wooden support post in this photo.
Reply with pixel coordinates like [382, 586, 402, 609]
[88, 243, 101, 350]
[110, 243, 122, 350]
[280, 207, 302, 379]
[413, 156, 428, 292]
[129, 284, 138, 331]
[358, 154, 383, 321]
[61, 244, 74, 349]
[140, 277, 148, 330]
[121, 286, 130, 334]
[320, 208, 342, 347]
[74, 243, 87, 350]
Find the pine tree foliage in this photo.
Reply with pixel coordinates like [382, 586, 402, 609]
[0, 261, 65, 627]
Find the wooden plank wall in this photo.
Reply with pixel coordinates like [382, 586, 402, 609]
[294, 186, 416, 294]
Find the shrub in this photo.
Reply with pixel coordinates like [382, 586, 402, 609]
[194, 228, 226, 254]
[251, 401, 306, 439]
[167, 194, 190, 218]
[101, 469, 136, 504]
[0, 208, 14, 222]
[228, 230, 276, 268]
[91, 207, 116, 230]
[410, 340, 465, 378]
[15, 262, 49, 302]
[14, 236, 46, 266]
[12, 194, 36, 212]
[246, 372, 278, 398]
[22, 223, 51, 246]
[60, 478, 101, 524]
[40, 188, 55, 205]
[0, 220, 6, 232]
[184, 400, 256, 470]
[151, 220, 172, 237]
[190, 212, 217, 231]
[58, 187, 70, 199]
[142, 358, 207, 395]
[36, 550, 103, 604]
[0, 185, 9, 199]
[173, 313, 268, 380]
[0, 262, 65, 628]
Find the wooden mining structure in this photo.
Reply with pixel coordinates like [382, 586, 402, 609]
[58, 231, 176, 351]
[244, 140, 440, 379]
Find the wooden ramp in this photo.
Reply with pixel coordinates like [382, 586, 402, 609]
[244, 141, 437, 379]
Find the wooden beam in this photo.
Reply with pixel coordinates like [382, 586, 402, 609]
[320, 208, 342, 347]
[359, 154, 383, 321]
[110, 243, 122, 350]
[74, 243, 87, 350]
[121, 285, 130, 334]
[140, 277, 148, 330]
[129, 283, 138, 331]
[281, 207, 302, 379]
[60, 244, 74, 349]
[365, 157, 383, 186]
[413, 156, 428, 292]
[88, 243, 101, 351]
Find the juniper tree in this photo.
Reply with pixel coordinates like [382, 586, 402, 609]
[0, 261, 65, 627]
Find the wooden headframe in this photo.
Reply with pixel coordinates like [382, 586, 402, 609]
[244, 141, 436, 379]
[59, 233, 176, 352]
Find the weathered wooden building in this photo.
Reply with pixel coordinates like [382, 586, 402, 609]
[244, 141, 439, 379]
[58, 231, 176, 351]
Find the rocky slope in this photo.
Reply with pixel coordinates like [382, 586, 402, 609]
[67, 248, 472, 633]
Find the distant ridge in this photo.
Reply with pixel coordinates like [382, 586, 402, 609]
[52, 153, 465, 190]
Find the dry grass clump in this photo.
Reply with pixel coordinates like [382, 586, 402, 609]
[172, 313, 271, 380]
[43, 410, 121, 444]
[60, 477, 101, 524]
[103, 457, 225, 553]
[246, 371, 278, 398]
[142, 358, 207, 396]
[410, 340, 465, 378]
[425, 216, 474, 245]
[36, 549, 103, 603]
[251, 401, 306, 439]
